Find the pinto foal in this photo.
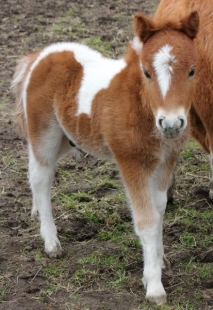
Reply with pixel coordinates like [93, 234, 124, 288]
[12, 11, 199, 305]
[155, 0, 213, 199]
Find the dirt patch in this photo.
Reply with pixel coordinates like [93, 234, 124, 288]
[0, 1, 213, 310]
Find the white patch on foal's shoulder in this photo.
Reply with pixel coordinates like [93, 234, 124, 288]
[75, 56, 126, 117]
[153, 44, 177, 98]
[131, 36, 143, 55]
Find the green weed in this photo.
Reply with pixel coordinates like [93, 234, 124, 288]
[107, 270, 128, 288]
[46, 282, 62, 295]
[65, 9, 74, 16]
[197, 263, 213, 279]
[181, 150, 194, 159]
[44, 263, 63, 277]
[83, 36, 112, 56]
[72, 268, 98, 285]
[3, 155, 15, 166]
[35, 252, 42, 261]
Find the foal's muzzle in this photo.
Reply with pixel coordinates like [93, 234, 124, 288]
[156, 113, 186, 139]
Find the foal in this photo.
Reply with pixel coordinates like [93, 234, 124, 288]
[12, 11, 199, 305]
[155, 0, 213, 199]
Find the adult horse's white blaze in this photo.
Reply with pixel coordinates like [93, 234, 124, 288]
[153, 44, 177, 98]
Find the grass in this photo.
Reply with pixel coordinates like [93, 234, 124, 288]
[65, 9, 74, 16]
[83, 36, 112, 56]
[75, 250, 129, 288]
[1, 126, 212, 310]
[46, 143, 213, 308]
[0, 100, 5, 108]
[197, 263, 213, 279]
[2, 154, 15, 167]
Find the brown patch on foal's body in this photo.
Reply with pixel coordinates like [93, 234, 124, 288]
[26, 52, 80, 151]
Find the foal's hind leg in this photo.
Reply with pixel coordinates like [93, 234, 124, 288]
[28, 123, 70, 258]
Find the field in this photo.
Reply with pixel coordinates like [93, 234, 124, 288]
[0, 0, 213, 309]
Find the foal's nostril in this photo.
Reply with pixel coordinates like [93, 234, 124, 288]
[158, 116, 165, 129]
[178, 116, 185, 129]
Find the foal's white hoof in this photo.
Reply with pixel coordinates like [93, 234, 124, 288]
[143, 279, 167, 305]
[45, 240, 63, 258]
[146, 292, 167, 305]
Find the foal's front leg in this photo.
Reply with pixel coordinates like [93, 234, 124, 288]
[140, 187, 167, 305]
[117, 159, 167, 305]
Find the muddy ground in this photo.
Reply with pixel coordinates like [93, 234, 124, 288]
[0, 1, 213, 310]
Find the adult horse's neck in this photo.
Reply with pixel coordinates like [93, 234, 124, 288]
[154, 0, 189, 24]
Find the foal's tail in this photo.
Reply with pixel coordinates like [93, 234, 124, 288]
[11, 56, 30, 138]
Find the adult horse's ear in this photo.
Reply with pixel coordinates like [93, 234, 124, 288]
[181, 11, 199, 39]
[134, 12, 157, 43]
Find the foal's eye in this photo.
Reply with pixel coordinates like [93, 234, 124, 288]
[189, 67, 196, 77]
[143, 69, 151, 79]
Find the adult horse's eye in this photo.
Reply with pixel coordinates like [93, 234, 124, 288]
[143, 69, 151, 79]
[189, 67, 196, 77]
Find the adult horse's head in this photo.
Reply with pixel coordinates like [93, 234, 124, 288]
[133, 11, 199, 139]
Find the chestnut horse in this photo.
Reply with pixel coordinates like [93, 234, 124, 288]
[155, 0, 213, 199]
[11, 10, 199, 305]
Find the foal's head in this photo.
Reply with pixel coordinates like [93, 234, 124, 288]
[133, 11, 199, 139]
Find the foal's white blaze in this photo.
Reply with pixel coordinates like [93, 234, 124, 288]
[153, 44, 177, 98]
[22, 42, 126, 119]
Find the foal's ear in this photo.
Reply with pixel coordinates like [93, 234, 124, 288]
[133, 12, 156, 43]
[181, 11, 199, 39]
